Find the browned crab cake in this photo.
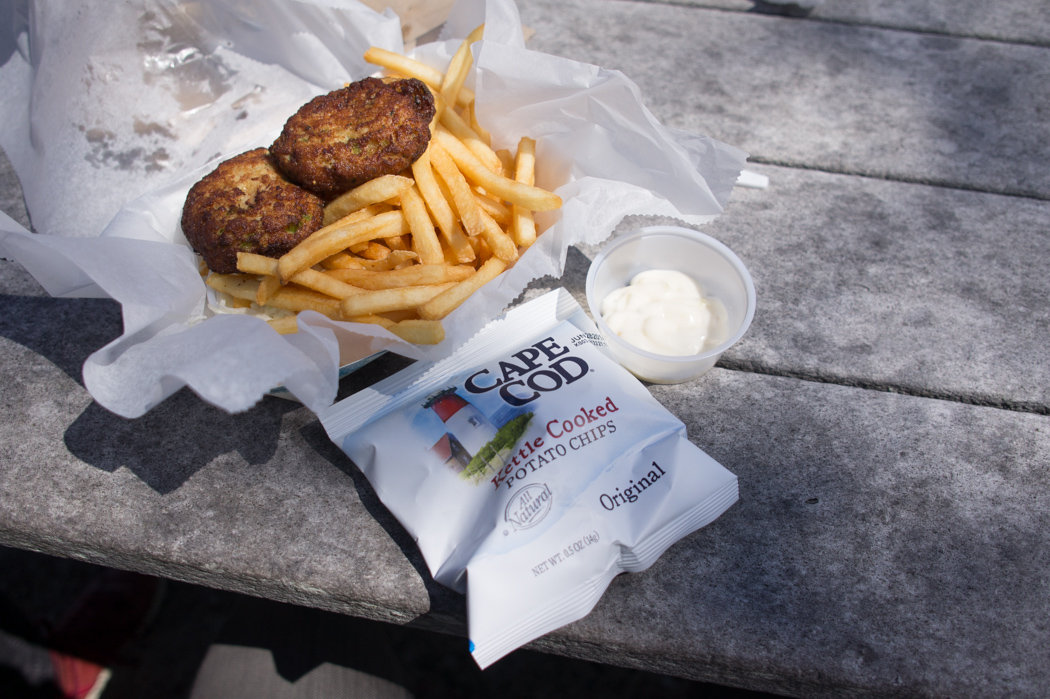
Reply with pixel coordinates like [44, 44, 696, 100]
[270, 77, 436, 199]
[180, 148, 324, 274]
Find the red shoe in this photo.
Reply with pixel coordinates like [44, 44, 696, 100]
[48, 650, 111, 699]
[44, 569, 162, 698]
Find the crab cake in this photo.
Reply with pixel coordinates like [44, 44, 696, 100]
[181, 148, 324, 274]
[270, 77, 436, 198]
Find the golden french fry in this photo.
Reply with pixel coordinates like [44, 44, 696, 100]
[207, 273, 260, 301]
[389, 319, 445, 345]
[411, 148, 475, 263]
[440, 25, 484, 113]
[411, 149, 453, 232]
[364, 47, 444, 88]
[343, 314, 397, 328]
[474, 191, 511, 224]
[257, 274, 282, 305]
[267, 316, 299, 335]
[339, 282, 456, 317]
[515, 136, 536, 186]
[512, 136, 538, 246]
[277, 210, 407, 283]
[432, 167, 459, 220]
[514, 136, 537, 182]
[237, 252, 279, 276]
[433, 183, 484, 263]
[495, 149, 515, 178]
[443, 244, 465, 266]
[384, 235, 410, 251]
[363, 47, 475, 107]
[356, 250, 418, 271]
[353, 241, 391, 260]
[434, 128, 561, 211]
[511, 206, 537, 248]
[417, 257, 507, 320]
[327, 263, 474, 290]
[323, 175, 414, 225]
[321, 252, 365, 270]
[430, 141, 485, 237]
[468, 233, 493, 264]
[238, 254, 288, 302]
[292, 269, 362, 299]
[457, 89, 479, 110]
[238, 252, 362, 299]
[319, 204, 385, 234]
[478, 208, 518, 263]
[440, 106, 503, 174]
[268, 285, 343, 319]
[399, 184, 444, 265]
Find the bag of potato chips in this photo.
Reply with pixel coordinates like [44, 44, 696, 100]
[319, 288, 738, 668]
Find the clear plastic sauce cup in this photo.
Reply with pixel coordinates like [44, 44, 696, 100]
[585, 226, 756, 383]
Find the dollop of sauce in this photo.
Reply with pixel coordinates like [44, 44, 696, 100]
[600, 269, 727, 356]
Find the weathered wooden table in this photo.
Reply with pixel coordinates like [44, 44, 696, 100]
[2, 1, 1048, 696]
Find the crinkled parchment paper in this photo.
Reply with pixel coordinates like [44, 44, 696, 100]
[0, 0, 747, 417]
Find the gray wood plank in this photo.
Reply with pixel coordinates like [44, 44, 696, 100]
[0, 303, 444, 625]
[567, 163, 1050, 412]
[2, 305, 1048, 697]
[542, 369, 1050, 699]
[520, 0, 1050, 199]
[640, 0, 1050, 47]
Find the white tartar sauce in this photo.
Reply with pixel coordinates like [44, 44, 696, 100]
[600, 269, 727, 356]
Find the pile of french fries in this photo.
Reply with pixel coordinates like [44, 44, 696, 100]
[205, 25, 562, 346]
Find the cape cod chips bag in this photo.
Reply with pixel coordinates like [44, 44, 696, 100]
[319, 289, 738, 667]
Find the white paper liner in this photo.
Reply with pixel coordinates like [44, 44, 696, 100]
[0, 0, 747, 417]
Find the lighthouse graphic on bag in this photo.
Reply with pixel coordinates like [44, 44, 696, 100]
[424, 387, 499, 473]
